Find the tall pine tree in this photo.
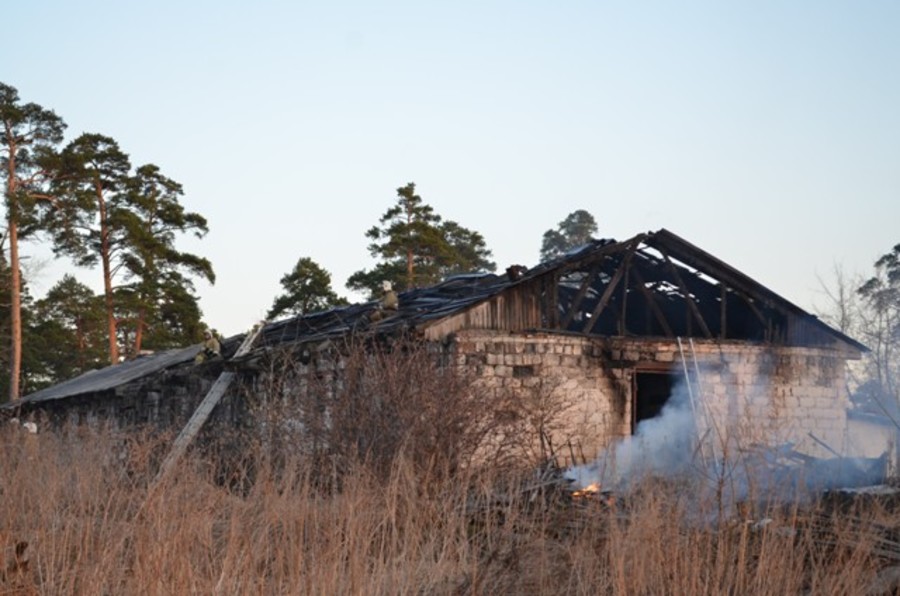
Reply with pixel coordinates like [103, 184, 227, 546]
[115, 164, 214, 354]
[0, 82, 66, 399]
[268, 257, 347, 320]
[50, 133, 130, 364]
[539, 209, 598, 262]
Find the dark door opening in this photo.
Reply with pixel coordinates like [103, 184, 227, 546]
[633, 370, 677, 432]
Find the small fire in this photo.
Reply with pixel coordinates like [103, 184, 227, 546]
[571, 482, 601, 498]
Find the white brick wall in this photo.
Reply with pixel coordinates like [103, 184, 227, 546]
[453, 331, 853, 463]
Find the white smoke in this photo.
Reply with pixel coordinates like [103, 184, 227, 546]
[565, 360, 888, 503]
[566, 375, 700, 490]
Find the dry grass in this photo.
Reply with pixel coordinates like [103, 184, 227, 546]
[2, 339, 898, 595]
[2, 425, 899, 595]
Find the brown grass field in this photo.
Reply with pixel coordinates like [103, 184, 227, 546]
[2, 423, 900, 595]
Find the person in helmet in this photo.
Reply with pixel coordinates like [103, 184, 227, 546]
[195, 329, 222, 364]
[381, 280, 399, 311]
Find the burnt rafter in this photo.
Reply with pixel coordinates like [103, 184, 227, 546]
[720, 284, 727, 339]
[583, 238, 641, 335]
[657, 248, 713, 338]
[629, 266, 675, 337]
[560, 262, 602, 329]
[553, 238, 635, 276]
[646, 230, 780, 306]
[737, 290, 768, 326]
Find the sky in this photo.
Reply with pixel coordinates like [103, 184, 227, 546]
[5, 1, 899, 336]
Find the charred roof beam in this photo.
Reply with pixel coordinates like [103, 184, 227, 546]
[657, 247, 713, 339]
[560, 262, 603, 329]
[553, 237, 641, 277]
[629, 266, 675, 337]
[583, 238, 641, 335]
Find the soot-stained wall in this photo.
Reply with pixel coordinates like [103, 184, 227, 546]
[452, 330, 852, 464]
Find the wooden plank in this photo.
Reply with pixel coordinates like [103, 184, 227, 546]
[546, 274, 559, 328]
[740, 291, 768, 326]
[619, 257, 630, 335]
[154, 322, 266, 485]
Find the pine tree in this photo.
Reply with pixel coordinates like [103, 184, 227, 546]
[539, 209, 598, 262]
[49, 133, 130, 364]
[267, 257, 347, 320]
[0, 82, 66, 399]
[348, 182, 494, 298]
[28, 275, 106, 389]
[115, 164, 214, 354]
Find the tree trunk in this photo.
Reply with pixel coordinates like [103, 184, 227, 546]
[405, 204, 414, 289]
[5, 142, 21, 401]
[96, 180, 119, 364]
[7, 216, 21, 401]
[75, 320, 86, 370]
[134, 307, 145, 356]
[406, 247, 414, 289]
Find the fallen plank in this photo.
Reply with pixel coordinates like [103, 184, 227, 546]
[153, 322, 265, 485]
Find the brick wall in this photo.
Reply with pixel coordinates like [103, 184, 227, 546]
[452, 330, 852, 464]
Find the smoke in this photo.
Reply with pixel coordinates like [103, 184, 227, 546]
[565, 361, 888, 502]
[566, 375, 699, 490]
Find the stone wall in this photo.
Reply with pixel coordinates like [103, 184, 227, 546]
[452, 330, 852, 464]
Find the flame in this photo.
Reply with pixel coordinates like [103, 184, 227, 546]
[571, 482, 601, 498]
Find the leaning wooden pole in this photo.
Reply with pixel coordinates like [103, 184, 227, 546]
[153, 322, 265, 486]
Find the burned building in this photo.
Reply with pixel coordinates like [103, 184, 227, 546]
[4, 229, 866, 464]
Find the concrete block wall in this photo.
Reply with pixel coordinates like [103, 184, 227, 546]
[452, 331, 631, 463]
[672, 341, 851, 459]
[453, 331, 852, 463]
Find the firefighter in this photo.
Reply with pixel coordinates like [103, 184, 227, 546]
[381, 280, 399, 311]
[195, 329, 222, 364]
[369, 281, 399, 323]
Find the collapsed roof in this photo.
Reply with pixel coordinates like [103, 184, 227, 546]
[256, 228, 865, 354]
[8, 228, 865, 408]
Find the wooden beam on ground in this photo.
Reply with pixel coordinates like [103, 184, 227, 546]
[153, 322, 266, 486]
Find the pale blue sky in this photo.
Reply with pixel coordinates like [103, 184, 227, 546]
[5, 1, 899, 335]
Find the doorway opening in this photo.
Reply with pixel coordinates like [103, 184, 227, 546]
[633, 370, 678, 433]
